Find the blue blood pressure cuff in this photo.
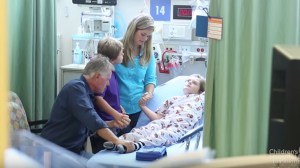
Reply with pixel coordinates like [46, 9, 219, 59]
[136, 146, 167, 161]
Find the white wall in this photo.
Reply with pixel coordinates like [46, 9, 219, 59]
[56, 0, 148, 67]
[56, 0, 208, 87]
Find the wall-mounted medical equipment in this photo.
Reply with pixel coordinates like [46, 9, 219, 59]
[72, 0, 117, 6]
[81, 6, 114, 36]
[154, 40, 208, 62]
[157, 50, 178, 74]
[162, 24, 192, 41]
[72, 5, 115, 64]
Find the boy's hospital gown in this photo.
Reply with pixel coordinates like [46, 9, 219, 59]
[120, 93, 205, 146]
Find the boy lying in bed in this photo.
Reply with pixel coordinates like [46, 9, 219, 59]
[104, 74, 205, 153]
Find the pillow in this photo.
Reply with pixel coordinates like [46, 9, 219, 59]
[135, 76, 189, 128]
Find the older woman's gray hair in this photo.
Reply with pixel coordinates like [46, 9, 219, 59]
[83, 55, 115, 77]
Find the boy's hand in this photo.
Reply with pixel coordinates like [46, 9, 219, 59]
[113, 113, 124, 127]
[113, 114, 130, 129]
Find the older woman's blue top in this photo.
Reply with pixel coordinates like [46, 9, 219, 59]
[115, 53, 157, 115]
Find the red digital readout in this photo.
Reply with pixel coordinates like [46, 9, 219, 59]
[173, 5, 192, 20]
[178, 8, 192, 17]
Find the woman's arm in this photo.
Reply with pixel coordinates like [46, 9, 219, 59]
[144, 83, 155, 95]
[140, 83, 155, 104]
[141, 54, 156, 101]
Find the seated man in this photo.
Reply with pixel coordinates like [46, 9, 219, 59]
[41, 56, 135, 158]
[104, 74, 205, 153]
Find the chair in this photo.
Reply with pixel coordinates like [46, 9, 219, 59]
[8, 92, 88, 167]
[8, 91, 47, 134]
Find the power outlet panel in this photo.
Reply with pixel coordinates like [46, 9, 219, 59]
[179, 46, 191, 53]
[164, 44, 207, 54]
[162, 24, 192, 40]
[164, 44, 178, 51]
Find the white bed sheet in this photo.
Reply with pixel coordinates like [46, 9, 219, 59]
[87, 135, 203, 168]
[135, 76, 188, 128]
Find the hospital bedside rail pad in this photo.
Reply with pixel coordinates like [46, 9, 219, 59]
[177, 123, 204, 151]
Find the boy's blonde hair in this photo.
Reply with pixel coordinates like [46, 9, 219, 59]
[97, 37, 123, 61]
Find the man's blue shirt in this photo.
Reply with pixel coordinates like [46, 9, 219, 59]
[41, 75, 108, 154]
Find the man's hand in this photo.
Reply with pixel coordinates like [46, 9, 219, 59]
[114, 140, 135, 153]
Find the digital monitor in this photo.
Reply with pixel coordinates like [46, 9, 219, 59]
[72, 0, 117, 6]
[173, 5, 192, 20]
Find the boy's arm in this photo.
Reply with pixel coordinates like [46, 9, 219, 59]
[95, 96, 123, 125]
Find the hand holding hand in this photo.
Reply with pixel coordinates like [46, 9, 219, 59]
[113, 113, 124, 127]
[139, 92, 152, 105]
[113, 114, 130, 129]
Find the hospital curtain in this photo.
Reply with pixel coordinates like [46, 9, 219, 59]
[8, 1, 56, 121]
[203, 0, 299, 158]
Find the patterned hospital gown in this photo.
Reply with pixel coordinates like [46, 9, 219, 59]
[119, 93, 205, 146]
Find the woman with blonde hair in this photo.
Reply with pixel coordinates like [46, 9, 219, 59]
[115, 14, 157, 135]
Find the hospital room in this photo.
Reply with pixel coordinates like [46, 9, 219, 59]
[1, 0, 300, 167]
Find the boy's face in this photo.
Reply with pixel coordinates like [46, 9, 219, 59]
[111, 49, 124, 64]
[183, 76, 201, 94]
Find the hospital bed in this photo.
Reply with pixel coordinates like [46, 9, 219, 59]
[87, 76, 205, 168]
